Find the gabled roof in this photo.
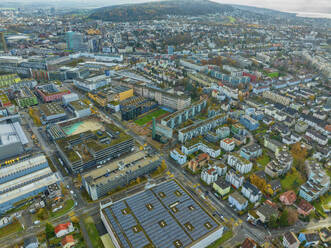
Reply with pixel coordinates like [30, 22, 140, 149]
[61, 235, 75, 246]
[55, 222, 71, 234]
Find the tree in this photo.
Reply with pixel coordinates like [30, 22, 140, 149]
[161, 160, 167, 170]
[45, 222, 55, 239]
[60, 182, 68, 196]
[286, 207, 298, 225]
[136, 176, 141, 184]
[290, 142, 307, 163]
[269, 215, 278, 228]
[71, 216, 80, 224]
[279, 209, 289, 227]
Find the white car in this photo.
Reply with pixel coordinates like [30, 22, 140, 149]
[34, 220, 40, 225]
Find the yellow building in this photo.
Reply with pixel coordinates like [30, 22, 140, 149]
[213, 179, 231, 197]
[116, 87, 133, 102]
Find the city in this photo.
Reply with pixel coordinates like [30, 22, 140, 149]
[0, 0, 330, 247]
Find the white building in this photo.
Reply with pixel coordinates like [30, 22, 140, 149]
[220, 138, 235, 152]
[225, 169, 244, 189]
[62, 93, 79, 105]
[201, 166, 218, 185]
[170, 149, 187, 165]
[241, 182, 262, 203]
[227, 153, 253, 174]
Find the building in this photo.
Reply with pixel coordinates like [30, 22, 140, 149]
[15, 86, 38, 108]
[256, 204, 279, 224]
[213, 179, 231, 198]
[36, 83, 71, 102]
[61, 235, 75, 248]
[201, 166, 218, 185]
[120, 96, 158, 121]
[297, 199, 314, 216]
[220, 138, 235, 152]
[319, 228, 331, 243]
[241, 238, 258, 248]
[305, 129, 328, 146]
[225, 169, 244, 189]
[216, 126, 230, 139]
[0, 74, 21, 89]
[298, 232, 320, 247]
[0, 115, 29, 160]
[264, 136, 283, 153]
[100, 180, 224, 248]
[0, 91, 12, 107]
[0, 154, 61, 213]
[55, 222, 74, 238]
[62, 93, 79, 105]
[178, 114, 227, 143]
[279, 190, 296, 205]
[299, 159, 330, 202]
[262, 91, 291, 105]
[66, 31, 84, 51]
[40, 102, 66, 123]
[0, 32, 7, 52]
[167, 45, 174, 55]
[24, 235, 39, 248]
[265, 151, 293, 178]
[283, 232, 300, 248]
[240, 143, 262, 160]
[56, 124, 134, 174]
[67, 100, 91, 118]
[74, 74, 111, 92]
[181, 138, 221, 158]
[241, 181, 262, 203]
[228, 191, 248, 211]
[240, 115, 259, 131]
[170, 148, 187, 165]
[227, 153, 253, 174]
[188, 153, 210, 173]
[82, 151, 161, 200]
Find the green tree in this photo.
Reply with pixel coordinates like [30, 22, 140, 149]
[279, 210, 289, 227]
[45, 222, 55, 239]
[268, 215, 278, 228]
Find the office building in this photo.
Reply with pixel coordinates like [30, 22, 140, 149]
[0, 154, 61, 213]
[36, 83, 71, 102]
[82, 151, 161, 200]
[15, 86, 38, 108]
[74, 74, 111, 92]
[66, 31, 84, 51]
[100, 180, 223, 248]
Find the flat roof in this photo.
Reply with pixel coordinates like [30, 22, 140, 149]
[40, 102, 65, 117]
[101, 180, 221, 248]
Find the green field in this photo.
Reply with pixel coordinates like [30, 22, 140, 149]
[256, 151, 270, 167]
[281, 168, 305, 192]
[0, 220, 22, 238]
[84, 216, 104, 248]
[134, 109, 168, 126]
[50, 199, 74, 218]
[206, 230, 233, 248]
[227, 16, 236, 23]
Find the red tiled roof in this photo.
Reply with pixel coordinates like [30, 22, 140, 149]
[241, 237, 257, 248]
[298, 199, 314, 212]
[55, 222, 71, 234]
[61, 235, 75, 246]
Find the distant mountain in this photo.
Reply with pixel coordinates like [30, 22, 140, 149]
[89, 0, 234, 22]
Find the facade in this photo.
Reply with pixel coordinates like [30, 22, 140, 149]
[62, 93, 79, 105]
[178, 114, 227, 143]
[262, 91, 291, 105]
[220, 138, 235, 152]
[67, 100, 91, 118]
[0, 154, 61, 213]
[82, 151, 161, 200]
[100, 180, 224, 248]
[256, 204, 278, 223]
[297, 199, 314, 216]
[36, 83, 71, 102]
[264, 136, 283, 153]
[228, 191, 248, 211]
[40, 102, 66, 123]
[181, 138, 221, 158]
[187, 153, 209, 173]
[225, 169, 244, 189]
[298, 232, 319, 247]
[201, 166, 218, 185]
[120, 96, 158, 121]
[170, 148, 187, 165]
[216, 126, 230, 139]
[15, 86, 38, 108]
[24, 236, 39, 248]
[279, 190, 297, 205]
[299, 160, 330, 202]
[265, 151, 293, 178]
[75, 74, 111, 92]
[240, 115, 259, 131]
[283, 232, 300, 248]
[227, 153, 253, 174]
[305, 129, 328, 146]
[213, 179, 231, 197]
[56, 125, 134, 174]
[240, 143, 262, 160]
[66, 31, 84, 51]
[241, 181, 262, 203]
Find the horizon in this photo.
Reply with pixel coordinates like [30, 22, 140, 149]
[0, 0, 330, 15]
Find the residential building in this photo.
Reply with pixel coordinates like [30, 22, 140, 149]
[256, 204, 278, 223]
[62, 235, 75, 248]
[55, 222, 74, 238]
[15, 86, 38, 108]
[24, 236, 39, 248]
[319, 228, 331, 243]
[216, 126, 230, 139]
[265, 151, 293, 178]
[240, 115, 259, 131]
[299, 159, 330, 202]
[283, 232, 300, 248]
[305, 129, 328, 146]
[298, 232, 319, 247]
[241, 181, 262, 203]
[228, 191, 248, 211]
[188, 153, 209, 173]
[82, 151, 161, 200]
[220, 138, 235, 152]
[262, 91, 291, 105]
[170, 148, 187, 165]
[295, 121, 308, 133]
[0, 154, 61, 213]
[100, 180, 224, 248]
[264, 136, 283, 153]
[226, 169, 244, 189]
[297, 199, 314, 216]
[201, 166, 218, 185]
[240, 143, 262, 160]
[213, 179, 231, 197]
[241, 238, 258, 248]
[181, 138, 221, 158]
[227, 153, 253, 174]
[279, 190, 296, 205]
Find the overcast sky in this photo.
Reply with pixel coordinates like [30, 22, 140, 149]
[4, 0, 331, 14]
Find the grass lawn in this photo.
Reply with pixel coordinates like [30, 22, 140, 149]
[227, 16, 236, 23]
[0, 219, 23, 238]
[50, 199, 74, 218]
[134, 109, 168, 126]
[280, 169, 305, 192]
[206, 230, 233, 248]
[84, 216, 104, 248]
[256, 152, 270, 167]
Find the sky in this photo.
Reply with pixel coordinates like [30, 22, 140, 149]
[3, 0, 331, 14]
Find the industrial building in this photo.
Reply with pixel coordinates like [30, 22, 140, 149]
[0, 154, 61, 213]
[74, 74, 111, 92]
[40, 102, 66, 123]
[36, 83, 71, 102]
[82, 151, 161, 200]
[55, 124, 134, 174]
[67, 100, 91, 118]
[100, 180, 223, 248]
[0, 115, 29, 160]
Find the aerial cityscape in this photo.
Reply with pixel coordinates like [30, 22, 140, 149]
[0, 0, 330, 247]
